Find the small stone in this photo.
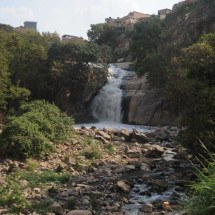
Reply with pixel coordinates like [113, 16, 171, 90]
[64, 157, 76, 165]
[19, 180, 28, 188]
[51, 202, 64, 215]
[82, 199, 90, 205]
[33, 187, 41, 194]
[125, 165, 135, 170]
[116, 181, 130, 193]
[141, 203, 153, 213]
[140, 163, 150, 171]
[67, 210, 92, 215]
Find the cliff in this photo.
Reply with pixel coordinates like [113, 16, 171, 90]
[121, 72, 182, 126]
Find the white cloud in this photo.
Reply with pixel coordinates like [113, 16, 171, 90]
[0, 6, 34, 21]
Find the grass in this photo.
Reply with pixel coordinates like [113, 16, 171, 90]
[184, 155, 215, 215]
[0, 170, 71, 213]
[31, 200, 54, 214]
[65, 197, 77, 210]
[13, 170, 71, 187]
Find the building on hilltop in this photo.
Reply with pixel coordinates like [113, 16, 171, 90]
[158, 9, 172, 20]
[62, 35, 84, 43]
[105, 11, 151, 29]
[15, 21, 37, 32]
[24, 21, 37, 31]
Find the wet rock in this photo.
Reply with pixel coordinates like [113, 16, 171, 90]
[51, 202, 64, 214]
[151, 179, 168, 190]
[116, 181, 130, 193]
[67, 210, 92, 215]
[141, 203, 154, 213]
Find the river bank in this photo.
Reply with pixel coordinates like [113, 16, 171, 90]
[0, 126, 193, 215]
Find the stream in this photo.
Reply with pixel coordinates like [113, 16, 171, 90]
[76, 64, 190, 214]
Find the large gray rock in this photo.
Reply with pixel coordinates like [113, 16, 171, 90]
[121, 73, 182, 126]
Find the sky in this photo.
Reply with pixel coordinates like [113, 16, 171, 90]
[0, 0, 181, 39]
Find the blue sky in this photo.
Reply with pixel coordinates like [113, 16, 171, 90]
[0, 0, 181, 38]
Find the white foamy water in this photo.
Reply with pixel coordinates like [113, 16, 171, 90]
[90, 64, 128, 122]
[75, 122, 156, 133]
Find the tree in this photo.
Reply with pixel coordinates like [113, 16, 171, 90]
[132, 16, 163, 77]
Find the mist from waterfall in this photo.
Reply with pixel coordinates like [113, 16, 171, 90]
[91, 64, 127, 122]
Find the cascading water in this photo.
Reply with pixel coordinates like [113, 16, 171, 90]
[91, 64, 127, 122]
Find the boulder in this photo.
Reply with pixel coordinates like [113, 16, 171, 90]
[119, 129, 130, 140]
[96, 130, 111, 141]
[132, 130, 149, 143]
[146, 145, 165, 158]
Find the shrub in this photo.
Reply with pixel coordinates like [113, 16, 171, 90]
[184, 159, 215, 215]
[0, 100, 74, 159]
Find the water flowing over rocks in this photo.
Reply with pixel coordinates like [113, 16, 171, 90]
[91, 65, 129, 123]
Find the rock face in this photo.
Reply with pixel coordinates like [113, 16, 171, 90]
[55, 65, 108, 122]
[121, 73, 182, 126]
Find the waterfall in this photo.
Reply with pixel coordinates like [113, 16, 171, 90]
[91, 64, 127, 122]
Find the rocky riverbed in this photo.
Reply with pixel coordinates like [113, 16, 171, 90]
[0, 126, 194, 215]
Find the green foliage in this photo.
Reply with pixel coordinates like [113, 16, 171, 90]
[26, 159, 39, 172]
[65, 197, 77, 210]
[31, 200, 53, 215]
[132, 16, 164, 84]
[0, 170, 70, 213]
[82, 140, 103, 160]
[0, 23, 14, 32]
[132, 16, 162, 58]
[14, 170, 71, 187]
[184, 159, 215, 215]
[167, 33, 215, 153]
[0, 100, 73, 159]
[18, 100, 74, 141]
[0, 176, 30, 212]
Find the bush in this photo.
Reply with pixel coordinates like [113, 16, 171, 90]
[0, 100, 74, 159]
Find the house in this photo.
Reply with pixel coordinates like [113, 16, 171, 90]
[158, 9, 172, 20]
[105, 11, 151, 28]
[24, 21, 37, 31]
[15, 21, 37, 32]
